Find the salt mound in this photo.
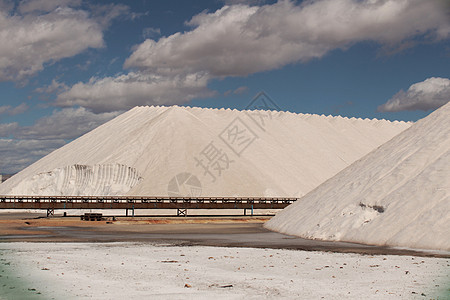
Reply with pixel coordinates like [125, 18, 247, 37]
[265, 102, 450, 251]
[0, 106, 410, 197]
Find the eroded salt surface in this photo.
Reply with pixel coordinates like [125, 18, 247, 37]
[10, 164, 142, 196]
[0, 106, 410, 197]
[266, 102, 450, 251]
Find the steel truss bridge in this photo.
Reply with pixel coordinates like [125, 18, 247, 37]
[0, 195, 297, 216]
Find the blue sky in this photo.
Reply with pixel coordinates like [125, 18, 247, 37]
[0, 0, 449, 174]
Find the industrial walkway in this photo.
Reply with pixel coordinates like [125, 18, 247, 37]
[0, 195, 297, 216]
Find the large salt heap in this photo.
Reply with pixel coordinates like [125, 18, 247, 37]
[265, 102, 450, 251]
[0, 106, 410, 197]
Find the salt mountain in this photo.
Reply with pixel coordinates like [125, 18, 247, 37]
[265, 102, 450, 251]
[0, 106, 410, 197]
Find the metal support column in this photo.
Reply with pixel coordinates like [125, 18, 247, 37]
[46, 208, 54, 217]
[177, 208, 187, 217]
[125, 207, 135, 217]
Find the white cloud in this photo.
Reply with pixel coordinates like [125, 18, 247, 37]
[222, 0, 267, 5]
[225, 86, 249, 96]
[142, 27, 161, 39]
[0, 122, 19, 137]
[56, 0, 450, 114]
[9, 103, 29, 115]
[0, 2, 126, 82]
[378, 77, 450, 112]
[15, 107, 120, 140]
[55, 72, 216, 113]
[0, 106, 8, 115]
[18, 0, 82, 14]
[0, 0, 13, 11]
[35, 79, 69, 95]
[0, 138, 65, 173]
[0, 107, 120, 173]
[0, 103, 29, 116]
[233, 86, 248, 95]
[124, 0, 450, 77]
[88, 3, 129, 28]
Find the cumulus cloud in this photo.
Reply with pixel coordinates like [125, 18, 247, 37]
[55, 72, 216, 113]
[0, 103, 29, 116]
[0, 138, 65, 174]
[14, 107, 120, 140]
[57, 0, 450, 113]
[0, 107, 119, 173]
[222, 0, 267, 5]
[142, 27, 161, 39]
[0, 1, 126, 82]
[124, 0, 450, 77]
[18, 0, 82, 14]
[233, 86, 249, 95]
[0, 106, 9, 115]
[224, 86, 249, 96]
[35, 79, 69, 95]
[378, 77, 450, 112]
[0, 0, 13, 11]
[88, 3, 129, 28]
[0, 122, 19, 137]
[8, 103, 29, 115]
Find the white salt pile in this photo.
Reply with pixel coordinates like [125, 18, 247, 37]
[0, 106, 410, 197]
[265, 102, 450, 251]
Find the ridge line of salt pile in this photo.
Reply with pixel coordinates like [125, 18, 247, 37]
[131, 104, 412, 125]
[166, 104, 413, 125]
[0, 105, 411, 198]
[265, 102, 450, 251]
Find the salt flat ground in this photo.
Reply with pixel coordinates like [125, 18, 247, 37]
[0, 242, 449, 299]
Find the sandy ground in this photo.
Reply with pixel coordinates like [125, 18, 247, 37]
[0, 213, 448, 257]
[0, 242, 449, 299]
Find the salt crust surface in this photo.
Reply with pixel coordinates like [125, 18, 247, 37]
[266, 103, 450, 251]
[0, 242, 448, 299]
[0, 106, 410, 197]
